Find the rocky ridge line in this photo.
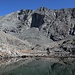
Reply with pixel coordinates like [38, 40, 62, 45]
[0, 7, 75, 57]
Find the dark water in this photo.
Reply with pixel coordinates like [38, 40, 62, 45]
[0, 58, 75, 75]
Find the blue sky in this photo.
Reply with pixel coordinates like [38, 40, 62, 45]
[0, 0, 75, 16]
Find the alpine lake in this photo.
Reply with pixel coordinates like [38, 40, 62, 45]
[0, 57, 75, 75]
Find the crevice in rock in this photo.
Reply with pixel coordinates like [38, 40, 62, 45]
[31, 13, 44, 28]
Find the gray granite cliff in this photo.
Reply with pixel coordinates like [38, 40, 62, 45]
[0, 7, 75, 57]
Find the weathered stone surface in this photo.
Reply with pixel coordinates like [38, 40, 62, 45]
[0, 7, 75, 57]
[0, 31, 33, 57]
[0, 7, 75, 40]
[59, 36, 75, 53]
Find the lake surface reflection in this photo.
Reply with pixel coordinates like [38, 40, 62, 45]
[0, 57, 75, 75]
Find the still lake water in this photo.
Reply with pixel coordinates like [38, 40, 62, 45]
[0, 57, 75, 75]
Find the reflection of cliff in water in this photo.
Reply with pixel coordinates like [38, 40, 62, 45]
[0, 58, 75, 75]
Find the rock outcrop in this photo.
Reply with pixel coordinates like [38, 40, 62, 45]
[0, 31, 33, 57]
[0, 7, 75, 57]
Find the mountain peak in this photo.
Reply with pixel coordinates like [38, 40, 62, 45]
[37, 7, 48, 11]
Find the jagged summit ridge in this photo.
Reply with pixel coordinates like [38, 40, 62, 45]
[0, 7, 75, 40]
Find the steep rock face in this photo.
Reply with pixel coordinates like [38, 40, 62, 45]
[0, 7, 75, 41]
[0, 10, 33, 33]
[0, 31, 33, 57]
[0, 7, 75, 57]
[31, 13, 44, 27]
[59, 36, 75, 53]
[37, 8, 75, 40]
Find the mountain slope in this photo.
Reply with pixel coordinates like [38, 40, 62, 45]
[0, 31, 33, 57]
[0, 7, 75, 41]
[0, 7, 75, 57]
